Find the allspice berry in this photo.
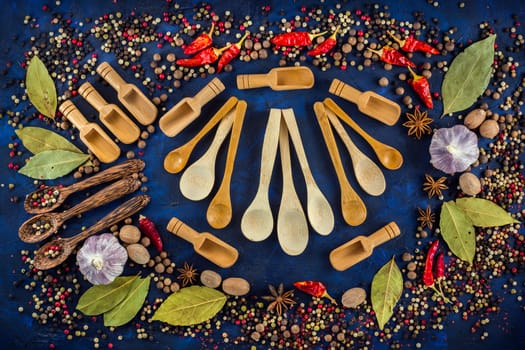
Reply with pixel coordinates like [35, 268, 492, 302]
[464, 108, 486, 129]
[459, 172, 481, 196]
[479, 119, 499, 138]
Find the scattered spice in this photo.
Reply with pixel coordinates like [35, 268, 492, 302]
[417, 205, 435, 229]
[402, 107, 433, 139]
[261, 283, 296, 316]
[423, 174, 449, 199]
[177, 262, 198, 287]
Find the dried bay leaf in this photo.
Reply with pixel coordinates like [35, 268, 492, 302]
[440, 201, 475, 263]
[371, 257, 402, 330]
[26, 56, 57, 119]
[455, 197, 519, 227]
[76, 276, 139, 316]
[18, 149, 89, 180]
[104, 276, 150, 327]
[15, 126, 83, 154]
[152, 286, 227, 326]
[441, 34, 496, 116]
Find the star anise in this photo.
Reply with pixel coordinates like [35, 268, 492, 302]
[177, 262, 198, 287]
[423, 174, 448, 199]
[261, 283, 296, 316]
[402, 107, 433, 139]
[417, 205, 435, 229]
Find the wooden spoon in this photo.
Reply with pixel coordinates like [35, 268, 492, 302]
[313, 102, 367, 227]
[19, 177, 141, 243]
[167, 217, 238, 268]
[329, 222, 400, 271]
[241, 108, 281, 241]
[277, 117, 309, 256]
[32, 195, 151, 270]
[206, 100, 247, 229]
[325, 107, 386, 196]
[323, 98, 403, 170]
[236, 66, 315, 91]
[159, 77, 225, 137]
[164, 97, 238, 174]
[329, 78, 401, 126]
[281, 108, 334, 236]
[179, 108, 235, 201]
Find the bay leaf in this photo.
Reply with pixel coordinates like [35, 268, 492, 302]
[18, 149, 89, 180]
[455, 197, 519, 227]
[26, 56, 57, 119]
[440, 201, 476, 263]
[76, 276, 139, 316]
[371, 257, 403, 330]
[15, 126, 83, 154]
[104, 276, 150, 327]
[151, 286, 227, 326]
[441, 34, 496, 116]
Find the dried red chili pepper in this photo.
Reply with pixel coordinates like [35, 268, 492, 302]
[408, 66, 433, 109]
[294, 281, 337, 304]
[388, 32, 439, 55]
[435, 253, 445, 280]
[423, 240, 439, 287]
[139, 215, 163, 252]
[367, 46, 416, 68]
[307, 25, 340, 56]
[271, 30, 327, 47]
[217, 31, 250, 73]
[176, 46, 228, 67]
[184, 22, 215, 55]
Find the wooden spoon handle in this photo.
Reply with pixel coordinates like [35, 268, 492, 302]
[78, 82, 108, 111]
[329, 78, 362, 104]
[219, 100, 246, 188]
[192, 77, 225, 106]
[324, 107, 361, 159]
[96, 62, 127, 92]
[279, 118, 294, 188]
[259, 108, 282, 188]
[323, 98, 375, 145]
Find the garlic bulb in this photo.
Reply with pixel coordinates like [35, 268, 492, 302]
[429, 125, 479, 175]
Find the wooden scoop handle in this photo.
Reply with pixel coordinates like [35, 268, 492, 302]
[78, 82, 108, 111]
[59, 100, 88, 129]
[329, 78, 362, 104]
[236, 73, 269, 90]
[192, 77, 225, 106]
[369, 221, 400, 247]
[96, 62, 127, 92]
[166, 217, 200, 244]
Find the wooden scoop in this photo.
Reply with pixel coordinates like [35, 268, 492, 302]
[78, 82, 140, 144]
[329, 78, 401, 126]
[19, 177, 141, 243]
[96, 62, 157, 125]
[313, 102, 367, 227]
[159, 77, 225, 137]
[33, 195, 150, 270]
[164, 97, 238, 174]
[167, 217, 238, 268]
[59, 100, 120, 164]
[329, 221, 400, 271]
[236, 66, 315, 91]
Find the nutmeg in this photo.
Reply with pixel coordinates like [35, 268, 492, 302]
[126, 243, 151, 265]
[459, 172, 481, 196]
[479, 119, 499, 138]
[464, 108, 486, 129]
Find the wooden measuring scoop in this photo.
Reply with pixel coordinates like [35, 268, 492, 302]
[329, 78, 401, 126]
[78, 82, 140, 144]
[236, 66, 315, 91]
[96, 62, 157, 125]
[329, 222, 400, 271]
[59, 100, 120, 164]
[159, 77, 225, 137]
[167, 217, 239, 268]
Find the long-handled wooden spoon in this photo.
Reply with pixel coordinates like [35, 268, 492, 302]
[237, 66, 315, 91]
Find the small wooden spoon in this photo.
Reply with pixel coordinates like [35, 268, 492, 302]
[206, 100, 247, 229]
[241, 108, 281, 241]
[314, 102, 367, 227]
[32, 195, 151, 271]
[329, 222, 400, 271]
[19, 177, 141, 243]
[164, 97, 238, 174]
[281, 108, 334, 236]
[323, 98, 403, 170]
[237, 66, 315, 91]
[24, 159, 145, 214]
[167, 217, 238, 268]
[325, 107, 386, 196]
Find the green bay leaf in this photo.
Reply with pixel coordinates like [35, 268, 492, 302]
[151, 286, 227, 326]
[15, 126, 83, 154]
[76, 276, 139, 316]
[455, 197, 519, 227]
[371, 257, 403, 330]
[104, 276, 150, 327]
[18, 149, 89, 180]
[26, 56, 57, 119]
[441, 34, 496, 116]
[440, 201, 476, 263]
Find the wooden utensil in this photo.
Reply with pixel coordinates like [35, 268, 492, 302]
[159, 77, 225, 137]
[324, 107, 386, 196]
[19, 177, 141, 243]
[329, 222, 400, 271]
[236, 66, 315, 91]
[96, 62, 157, 125]
[206, 100, 247, 229]
[59, 100, 121, 164]
[23, 159, 145, 214]
[164, 97, 238, 174]
[78, 82, 140, 144]
[33, 195, 151, 270]
[277, 117, 309, 256]
[314, 102, 367, 227]
[167, 217, 238, 268]
[241, 108, 281, 241]
[329, 78, 401, 126]
[281, 108, 334, 236]
[323, 98, 404, 170]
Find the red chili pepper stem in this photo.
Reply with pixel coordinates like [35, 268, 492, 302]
[321, 290, 337, 304]
[234, 30, 250, 49]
